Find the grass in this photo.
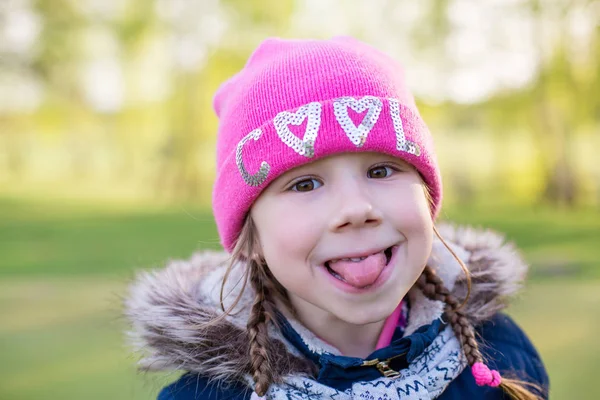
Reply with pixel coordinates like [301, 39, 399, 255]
[0, 277, 177, 400]
[1, 196, 599, 399]
[0, 197, 221, 277]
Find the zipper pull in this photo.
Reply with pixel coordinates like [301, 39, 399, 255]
[362, 358, 401, 378]
[376, 359, 400, 378]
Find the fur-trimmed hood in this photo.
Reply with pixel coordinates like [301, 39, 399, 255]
[124, 223, 528, 386]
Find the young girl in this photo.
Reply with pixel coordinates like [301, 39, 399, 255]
[126, 37, 549, 399]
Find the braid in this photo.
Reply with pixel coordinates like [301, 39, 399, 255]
[417, 266, 483, 364]
[416, 265, 543, 400]
[247, 258, 277, 396]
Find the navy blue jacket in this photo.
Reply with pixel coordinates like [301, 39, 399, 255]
[157, 313, 549, 399]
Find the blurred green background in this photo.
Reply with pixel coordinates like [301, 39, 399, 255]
[1, 0, 599, 399]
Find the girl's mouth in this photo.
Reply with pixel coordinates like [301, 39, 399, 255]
[323, 246, 395, 289]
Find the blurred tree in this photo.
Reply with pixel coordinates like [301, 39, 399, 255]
[525, 0, 599, 206]
[409, 0, 599, 206]
[30, 0, 84, 104]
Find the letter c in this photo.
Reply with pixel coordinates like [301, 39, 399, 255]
[235, 128, 271, 186]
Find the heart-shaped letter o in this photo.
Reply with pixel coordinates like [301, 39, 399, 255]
[333, 96, 383, 147]
[274, 102, 322, 158]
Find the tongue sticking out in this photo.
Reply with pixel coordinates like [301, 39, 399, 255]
[328, 251, 387, 288]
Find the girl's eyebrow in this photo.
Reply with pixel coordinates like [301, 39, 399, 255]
[277, 162, 322, 180]
[368, 156, 411, 168]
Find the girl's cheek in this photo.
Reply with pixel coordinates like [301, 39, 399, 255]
[261, 208, 318, 255]
[390, 190, 430, 223]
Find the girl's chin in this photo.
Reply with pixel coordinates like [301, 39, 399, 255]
[328, 304, 399, 326]
[338, 315, 387, 326]
[323, 279, 415, 325]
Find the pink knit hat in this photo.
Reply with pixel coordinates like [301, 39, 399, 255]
[212, 37, 442, 251]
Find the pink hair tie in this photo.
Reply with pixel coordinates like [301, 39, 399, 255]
[471, 362, 502, 387]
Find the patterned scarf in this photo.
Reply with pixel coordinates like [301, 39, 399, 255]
[252, 325, 466, 399]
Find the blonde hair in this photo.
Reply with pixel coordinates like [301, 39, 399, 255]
[216, 187, 544, 399]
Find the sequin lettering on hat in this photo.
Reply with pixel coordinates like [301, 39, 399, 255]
[333, 96, 383, 147]
[389, 98, 421, 156]
[236, 128, 271, 186]
[234, 97, 422, 187]
[274, 102, 322, 158]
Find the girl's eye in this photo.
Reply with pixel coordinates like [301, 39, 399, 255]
[291, 178, 322, 192]
[368, 165, 394, 179]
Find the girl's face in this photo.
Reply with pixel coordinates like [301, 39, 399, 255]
[250, 152, 433, 326]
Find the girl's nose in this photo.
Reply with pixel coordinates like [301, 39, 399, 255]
[329, 185, 383, 232]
